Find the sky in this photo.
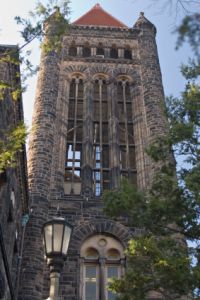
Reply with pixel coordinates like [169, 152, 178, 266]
[0, 0, 196, 128]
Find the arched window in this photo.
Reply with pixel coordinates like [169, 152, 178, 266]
[107, 249, 120, 260]
[81, 235, 125, 300]
[110, 46, 118, 59]
[64, 75, 84, 195]
[83, 46, 91, 57]
[92, 77, 109, 196]
[96, 44, 104, 56]
[117, 78, 136, 185]
[124, 47, 132, 60]
[69, 45, 77, 56]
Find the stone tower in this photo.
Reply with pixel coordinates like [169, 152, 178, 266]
[19, 4, 167, 300]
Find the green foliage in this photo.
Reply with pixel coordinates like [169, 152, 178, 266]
[176, 13, 200, 58]
[15, 0, 70, 54]
[0, 123, 27, 173]
[103, 179, 147, 227]
[109, 237, 194, 300]
[0, 81, 11, 101]
[41, 7, 68, 53]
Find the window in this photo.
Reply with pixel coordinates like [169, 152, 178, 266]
[124, 48, 132, 60]
[65, 76, 84, 194]
[106, 266, 119, 300]
[83, 46, 91, 57]
[81, 235, 125, 300]
[96, 44, 104, 56]
[85, 265, 99, 300]
[110, 47, 118, 59]
[117, 79, 136, 182]
[92, 78, 109, 196]
[69, 45, 77, 56]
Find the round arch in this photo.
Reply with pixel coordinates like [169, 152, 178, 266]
[71, 219, 132, 252]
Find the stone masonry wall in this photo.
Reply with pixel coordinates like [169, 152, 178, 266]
[0, 45, 28, 299]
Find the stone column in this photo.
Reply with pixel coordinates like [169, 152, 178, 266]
[108, 81, 120, 190]
[49, 73, 70, 196]
[130, 84, 150, 189]
[131, 49, 135, 59]
[134, 12, 169, 184]
[82, 79, 94, 198]
[19, 12, 63, 300]
[77, 46, 82, 56]
[104, 48, 110, 58]
[91, 47, 96, 56]
[99, 258, 106, 300]
[118, 48, 124, 59]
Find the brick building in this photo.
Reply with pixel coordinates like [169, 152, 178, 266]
[0, 45, 29, 299]
[17, 4, 168, 300]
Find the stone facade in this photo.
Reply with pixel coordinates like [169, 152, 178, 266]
[18, 9, 167, 300]
[0, 45, 29, 299]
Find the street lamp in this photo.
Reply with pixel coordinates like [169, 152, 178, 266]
[43, 217, 72, 300]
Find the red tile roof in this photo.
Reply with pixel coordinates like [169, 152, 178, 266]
[73, 3, 128, 28]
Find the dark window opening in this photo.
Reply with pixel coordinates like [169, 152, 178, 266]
[96, 47, 104, 56]
[83, 47, 91, 57]
[103, 170, 109, 190]
[124, 49, 132, 60]
[110, 48, 118, 59]
[0, 171, 7, 186]
[7, 190, 15, 222]
[129, 147, 136, 169]
[7, 204, 13, 222]
[69, 46, 77, 56]
[128, 125, 134, 144]
[119, 146, 127, 170]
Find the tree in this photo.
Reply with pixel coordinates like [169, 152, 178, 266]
[0, 0, 70, 173]
[103, 8, 200, 300]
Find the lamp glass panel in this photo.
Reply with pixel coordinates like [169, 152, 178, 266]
[53, 224, 63, 252]
[44, 225, 53, 254]
[62, 226, 72, 255]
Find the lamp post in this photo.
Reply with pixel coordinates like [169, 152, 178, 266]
[43, 217, 72, 300]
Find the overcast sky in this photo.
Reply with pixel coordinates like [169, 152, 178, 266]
[0, 0, 196, 127]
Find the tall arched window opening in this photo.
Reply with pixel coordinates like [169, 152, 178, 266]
[65, 76, 84, 194]
[81, 235, 125, 300]
[69, 44, 77, 56]
[124, 48, 132, 60]
[117, 79, 136, 185]
[110, 46, 118, 59]
[96, 44, 104, 56]
[83, 45, 91, 57]
[93, 78, 109, 196]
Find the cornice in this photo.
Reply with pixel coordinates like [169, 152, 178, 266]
[69, 24, 140, 37]
[62, 56, 140, 66]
